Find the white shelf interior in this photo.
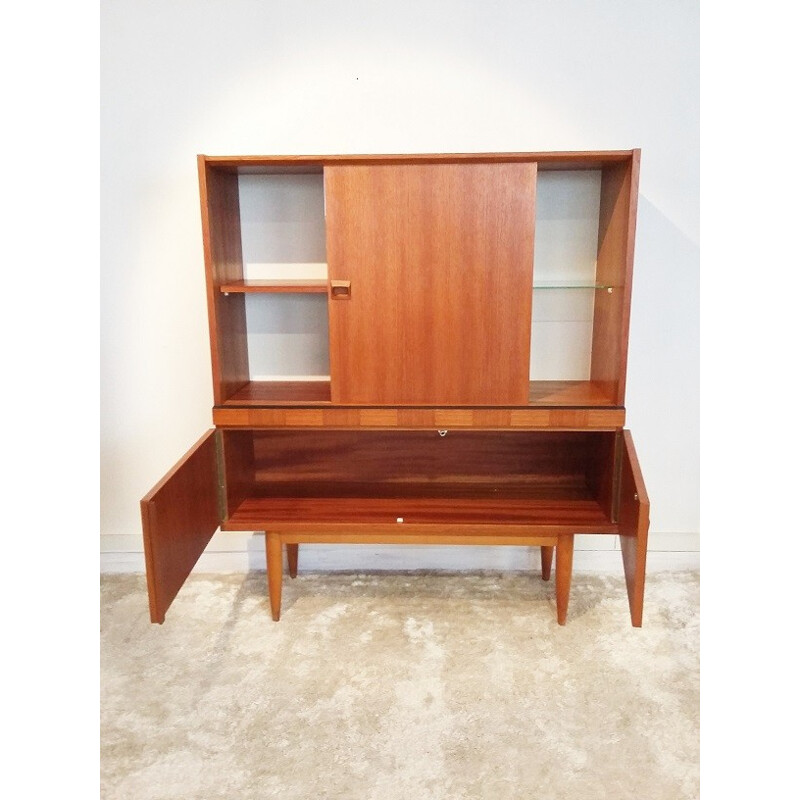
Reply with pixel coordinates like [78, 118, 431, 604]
[239, 172, 330, 379]
[530, 169, 602, 381]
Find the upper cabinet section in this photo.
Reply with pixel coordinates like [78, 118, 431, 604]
[197, 152, 639, 410]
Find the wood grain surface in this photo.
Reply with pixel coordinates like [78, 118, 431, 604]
[232, 429, 614, 491]
[212, 405, 625, 430]
[140, 431, 220, 623]
[325, 162, 536, 405]
[618, 429, 649, 627]
[198, 159, 249, 404]
[591, 152, 640, 404]
[218, 279, 328, 294]
[225, 496, 615, 531]
[200, 151, 636, 171]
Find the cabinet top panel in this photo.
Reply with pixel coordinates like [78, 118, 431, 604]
[199, 151, 639, 173]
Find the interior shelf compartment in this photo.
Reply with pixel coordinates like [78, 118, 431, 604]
[220, 429, 619, 530]
[529, 166, 634, 401]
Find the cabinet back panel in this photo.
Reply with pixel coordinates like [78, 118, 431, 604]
[245, 294, 330, 379]
[222, 431, 616, 500]
[238, 172, 327, 277]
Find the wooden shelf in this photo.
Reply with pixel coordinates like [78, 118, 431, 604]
[221, 380, 617, 408]
[225, 381, 332, 405]
[528, 381, 617, 406]
[219, 279, 328, 294]
[225, 495, 616, 531]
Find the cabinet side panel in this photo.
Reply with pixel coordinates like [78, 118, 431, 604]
[199, 159, 249, 404]
[140, 431, 221, 623]
[591, 152, 640, 404]
[221, 429, 255, 515]
[326, 162, 536, 405]
[584, 430, 618, 521]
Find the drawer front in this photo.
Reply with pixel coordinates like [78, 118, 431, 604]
[213, 406, 626, 430]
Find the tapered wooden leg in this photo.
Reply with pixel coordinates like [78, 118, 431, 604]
[621, 530, 648, 627]
[266, 533, 283, 621]
[286, 543, 298, 578]
[540, 545, 554, 581]
[555, 534, 574, 626]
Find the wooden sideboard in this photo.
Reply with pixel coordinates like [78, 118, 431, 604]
[141, 151, 649, 626]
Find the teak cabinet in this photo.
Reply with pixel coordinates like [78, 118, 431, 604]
[141, 151, 649, 627]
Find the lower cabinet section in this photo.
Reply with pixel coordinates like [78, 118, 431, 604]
[141, 428, 649, 626]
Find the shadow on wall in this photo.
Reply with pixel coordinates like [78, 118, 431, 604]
[626, 194, 699, 533]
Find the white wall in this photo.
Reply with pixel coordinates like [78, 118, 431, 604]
[100, 0, 699, 569]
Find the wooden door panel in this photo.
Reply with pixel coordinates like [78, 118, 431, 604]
[618, 429, 649, 626]
[325, 162, 536, 405]
[140, 430, 221, 623]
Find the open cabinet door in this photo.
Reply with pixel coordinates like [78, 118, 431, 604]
[140, 430, 222, 623]
[618, 429, 650, 626]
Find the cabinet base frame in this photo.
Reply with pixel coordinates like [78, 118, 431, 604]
[264, 532, 583, 625]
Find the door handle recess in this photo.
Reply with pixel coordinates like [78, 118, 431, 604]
[330, 280, 351, 299]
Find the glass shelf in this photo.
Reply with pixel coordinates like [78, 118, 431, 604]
[532, 281, 615, 291]
[221, 280, 617, 293]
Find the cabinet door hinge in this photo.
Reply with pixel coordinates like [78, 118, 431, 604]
[214, 429, 227, 523]
[611, 430, 623, 524]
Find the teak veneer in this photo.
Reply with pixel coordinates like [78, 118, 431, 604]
[141, 150, 650, 627]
